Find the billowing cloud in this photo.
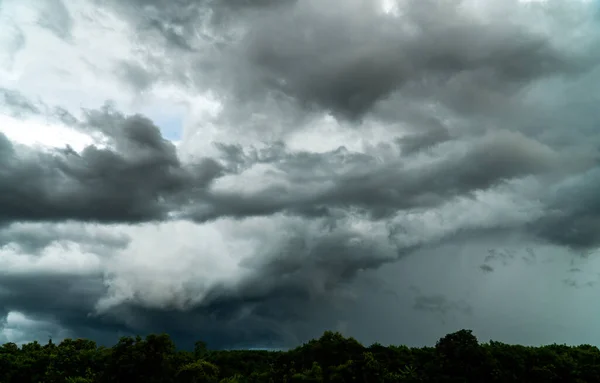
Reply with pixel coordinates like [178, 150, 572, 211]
[0, 106, 222, 224]
[0, 222, 130, 255]
[1, 0, 600, 350]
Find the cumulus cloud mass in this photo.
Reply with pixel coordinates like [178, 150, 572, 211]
[1, 0, 600, 349]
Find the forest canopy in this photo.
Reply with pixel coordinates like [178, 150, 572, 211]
[1, 329, 599, 382]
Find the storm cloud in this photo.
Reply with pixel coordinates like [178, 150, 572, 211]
[0, 106, 223, 223]
[1, 0, 600, 349]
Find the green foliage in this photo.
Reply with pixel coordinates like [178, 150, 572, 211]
[177, 360, 220, 383]
[290, 362, 324, 382]
[219, 374, 245, 383]
[195, 341, 209, 359]
[1, 329, 600, 382]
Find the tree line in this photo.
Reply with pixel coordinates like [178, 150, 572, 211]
[1, 329, 599, 382]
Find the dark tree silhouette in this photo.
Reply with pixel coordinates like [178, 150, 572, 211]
[1, 329, 599, 382]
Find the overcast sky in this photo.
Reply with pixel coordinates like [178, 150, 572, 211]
[1, 0, 600, 350]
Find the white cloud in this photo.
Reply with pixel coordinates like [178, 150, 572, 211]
[97, 220, 251, 312]
[0, 311, 70, 345]
[0, 114, 93, 150]
[0, 241, 101, 275]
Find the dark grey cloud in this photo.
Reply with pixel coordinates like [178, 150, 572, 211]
[0, 268, 297, 349]
[396, 123, 452, 156]
[240, 5, 566, 119]
[0, 272, 105, 325]
[106, 0, 599, 127]
[1, 95, 566, 231]
[191, 130, 561, 221]
[0, 271, 136, 345]
[201, 224, 400, 308]
[0, 105, 222, 224]
[529, 167, 600, 249]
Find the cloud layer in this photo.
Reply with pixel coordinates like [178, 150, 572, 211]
[1, 0, 600, 349]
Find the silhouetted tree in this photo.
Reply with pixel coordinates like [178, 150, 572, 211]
[1, 328, 600, 382]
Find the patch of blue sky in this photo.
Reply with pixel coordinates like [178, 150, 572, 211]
[148, 113, 184, 142]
